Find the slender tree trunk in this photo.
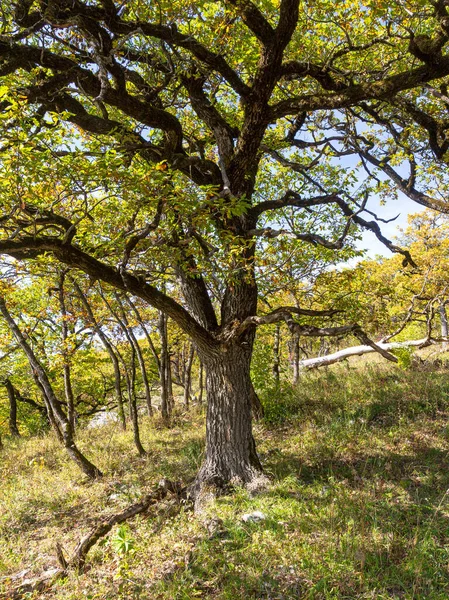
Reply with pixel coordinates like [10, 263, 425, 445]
[126, 297, 161, 374]
[0, 297, 102, 479]
[440, 303, 448, 349]
[158, 311, 170, 421]
[291, 331, 300, 385]
[58, 271, 76, 433]
[72, 281, 126, 430]
[114, 294, 153, 417]
[198, 362, 204, 406]
[167, 355, 174, 412]
[183, 344, 195, 409]
[114, 342, 146, 456]
[99, 290, 146, 454]
[250, 382, 264, 420]
[191, 343, 266, 499]
[5, 379, 20, 436]
[272, 323, 280, 385]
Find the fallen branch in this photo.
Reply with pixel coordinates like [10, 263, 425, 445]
[5, 479, 185, 599]
[298, 337, 434, 370]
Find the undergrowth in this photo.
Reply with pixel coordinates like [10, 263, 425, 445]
[2, 360, 449, 599]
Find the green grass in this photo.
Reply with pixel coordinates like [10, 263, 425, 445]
[2, 360, 449, 598]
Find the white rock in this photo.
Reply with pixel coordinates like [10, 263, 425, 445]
[241, 511, 266, 522]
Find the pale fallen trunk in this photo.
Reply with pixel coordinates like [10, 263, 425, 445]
[298, 338, 433, 370]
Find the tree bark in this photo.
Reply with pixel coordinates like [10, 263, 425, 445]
[191, 343, 265, 499]
[0, 297, 102, 478]
[5, 379, 20, 436]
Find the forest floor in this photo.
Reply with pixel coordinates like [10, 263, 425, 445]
[2, 357, 449, 599]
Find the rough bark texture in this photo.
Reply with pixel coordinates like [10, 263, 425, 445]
[191, 344, 266, 501]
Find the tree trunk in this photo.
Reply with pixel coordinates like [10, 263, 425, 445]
[272, 323, 280, 385]
[440, 303, 448, 349]
[183, 344, 195, 409]
[291, 331, 300, 385]
[115, 343, 146, 457]
[191, 344, 265, 500]
[114, 293, 153, 417]
[0, 297, 102, 479]
[158, 311, 171, 421]
[250, 382, 264, 420]
[5, 379, 20, 436]
[198, 362, 204, 405]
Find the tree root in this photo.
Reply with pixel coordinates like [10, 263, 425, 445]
[3, 479, 186, 600]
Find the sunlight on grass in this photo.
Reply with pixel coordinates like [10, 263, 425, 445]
[2, 362, 449, 598]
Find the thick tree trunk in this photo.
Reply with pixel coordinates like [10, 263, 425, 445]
[5, 379, 20, 436]
[191, 344, 266, 500]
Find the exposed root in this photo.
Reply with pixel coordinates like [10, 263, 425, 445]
[4, 479, 187, 600]
[189, 470, 270, 514]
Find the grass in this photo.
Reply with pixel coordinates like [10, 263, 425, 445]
[2, 359, 449, 598]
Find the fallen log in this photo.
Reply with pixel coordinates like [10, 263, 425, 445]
[298, 337, 434, 370]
